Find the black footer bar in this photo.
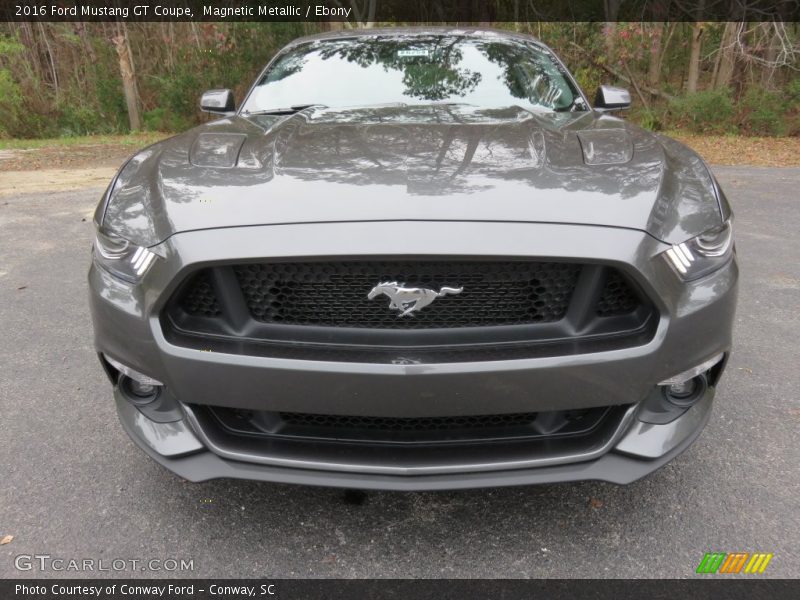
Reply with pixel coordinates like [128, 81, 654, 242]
[3, 578, 800, 600]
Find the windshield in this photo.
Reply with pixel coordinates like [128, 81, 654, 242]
[241, 34, 587, 114]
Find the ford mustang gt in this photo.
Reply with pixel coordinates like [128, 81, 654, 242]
[89, 28, 737, 490]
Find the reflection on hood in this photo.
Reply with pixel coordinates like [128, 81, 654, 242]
[101, 105, 722, 248]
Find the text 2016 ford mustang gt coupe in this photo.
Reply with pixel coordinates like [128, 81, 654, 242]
[89, 28, 737, 490]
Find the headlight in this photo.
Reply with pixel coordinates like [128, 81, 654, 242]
[93, 229, 157, 283]
[663, 220, 733, 280]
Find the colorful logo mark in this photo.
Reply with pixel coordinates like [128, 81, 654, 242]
[696, 552, 773, 574]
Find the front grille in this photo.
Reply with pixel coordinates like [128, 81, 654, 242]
[166, 259, 655, 361]
[188, 260, 583, 329]
[180, 271, 221, 318]
[596, 270, 639, 316]
[233, 261, 582, 328]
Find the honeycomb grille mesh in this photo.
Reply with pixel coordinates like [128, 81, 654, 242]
[229, 261, 581, 328]
[596, 271, 640, 316]
[179, 271, 221, 317]
[177, 262, 646, 330]
[279, 411, 540, 431]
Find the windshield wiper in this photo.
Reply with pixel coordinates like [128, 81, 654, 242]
[243, 104, 326, 116]
[416, 101, 475, 107]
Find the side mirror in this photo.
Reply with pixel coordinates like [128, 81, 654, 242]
[594, 85, 631, 111]
[200, 89, 235, 114]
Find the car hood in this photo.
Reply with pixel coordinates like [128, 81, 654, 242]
[101, 105, 725, 247]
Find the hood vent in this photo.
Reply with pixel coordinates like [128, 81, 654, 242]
[189, 133, 247, 168]
[577, 129, 633, 165]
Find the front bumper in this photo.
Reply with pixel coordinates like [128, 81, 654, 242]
[90, 221, 737, 490]
[114, 386, 716, 490]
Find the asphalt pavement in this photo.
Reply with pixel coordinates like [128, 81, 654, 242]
[0, 166, 798, 578]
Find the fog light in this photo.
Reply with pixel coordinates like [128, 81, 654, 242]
[120, 376, 161, 405]
[103, 355, 164, 405]
[128, 379, 157, 397]
[668, 379, 696, 399]
[663, 375, 706, 407]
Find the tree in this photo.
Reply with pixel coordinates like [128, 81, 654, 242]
[713, 22, 739, 91]
[112, 22, 140, 131]
[686, 22, 704, 92]
[647, 23, 664, 91]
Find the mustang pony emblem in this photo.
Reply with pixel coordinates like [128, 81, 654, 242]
[367, 281, 464, 317]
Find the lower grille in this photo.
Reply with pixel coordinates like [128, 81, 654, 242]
[205, 405, 612, 445]
[184, 403, 635, 474]
[280, 411, 541, 431]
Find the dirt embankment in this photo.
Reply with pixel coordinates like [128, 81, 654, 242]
[669, 134, 800, 168]
[0, 141, 143, 196]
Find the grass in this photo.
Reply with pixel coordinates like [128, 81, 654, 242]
[0, 132, 170, 150]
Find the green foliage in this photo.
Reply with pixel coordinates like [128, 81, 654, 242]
[667, 90, 735, 134]
[91, 47, 128, 133]
[739, 88, 787, 136]
[787, 78, 800, 105]
[634, 108, 663, 131]
[0, 34, 24, 136]
[92, 81, 127, 132]
[0, 68, 23, 136]
[142, 107, 191, 132]
[572, 66, 603, 101]
[786, 79, 800, 136]
[0, 33, 24, 55]
[57, 104, 120, 137]
[144, 72, 201, 131]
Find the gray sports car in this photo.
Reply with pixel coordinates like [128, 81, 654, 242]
[89, 28, 737, 490]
